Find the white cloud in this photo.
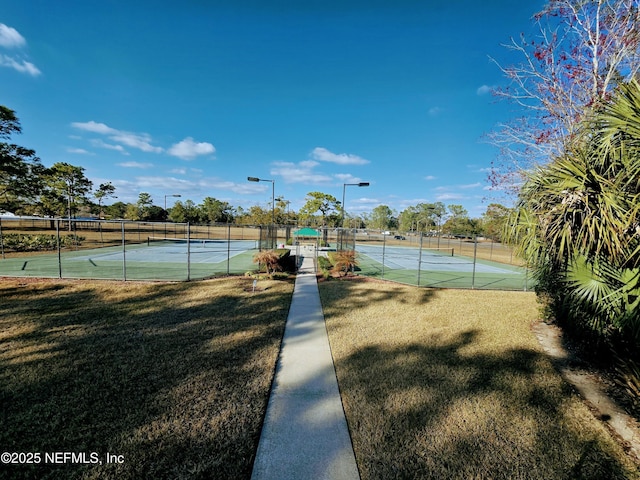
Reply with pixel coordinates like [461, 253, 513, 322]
[0, 25, 40, 77]
[170, 168, 188, 175]
[334, 173, 365, 184]
[424, 175, 436, 181]
[72, 121, 117, 135]
[428, 107, 443, 116]
[311, 147, 370, 165]
[0, 24, 26, 48]
[0, 54, 40, 76]
[271, 161, 333, 184]
[111, 131, 163, 153]
[91, 139, 128, 153]
[476, 85, 493, 95]
[436, 193, 465, 201]
[117, 161, 154, 169]
[136, 176, 192, 190]
[66, 147, 93, 155]
[354, 197, 381, 205]
[437, 182, 482, 191]
[72, 121, 162, 154]
[168, 137, 215, 160]
[132, 176, 256, 197]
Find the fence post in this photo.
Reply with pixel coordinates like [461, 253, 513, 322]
[417, 233, 423, 286]
[471, 235, 478, 289]
[227, 223, 231, 276]
[57, 219, 62, 279]
[382, 232, 386, 278]
[122, 221, 127, 281]
[120, 221, 127, 282]
[187, 222, 191, 281]
[0, 217, 4, 259]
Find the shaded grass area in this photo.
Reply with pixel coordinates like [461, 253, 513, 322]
[0, 277, 294, 479]
[319, 280, 640, 479]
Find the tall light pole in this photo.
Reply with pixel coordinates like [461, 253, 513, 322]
[247, 177, 275, 225]
[342, 182, 369, 228]
[164, 194, 181, 214]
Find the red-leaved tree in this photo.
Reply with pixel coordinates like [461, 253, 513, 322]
[488, 0, 640, 194]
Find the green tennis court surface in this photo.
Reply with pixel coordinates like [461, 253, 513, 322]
[0, 240, 260, 281]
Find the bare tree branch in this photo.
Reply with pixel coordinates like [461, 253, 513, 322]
[488, 0, 640, 193]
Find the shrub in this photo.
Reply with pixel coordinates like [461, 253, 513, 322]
[253, 250, 281, 275]
[1, 233, 84, 252]
[61, 234, 85, 248]
[271, 272, 290, 280]
[331, 250, 358, 276]
[317, 256, 332, 270]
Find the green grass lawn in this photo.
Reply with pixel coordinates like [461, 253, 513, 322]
[4, 274, 639, 479]
[319, 278, 640, 479]
[0, 277, 294, 480]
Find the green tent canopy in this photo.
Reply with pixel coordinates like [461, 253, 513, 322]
[293, 227, 320, 238]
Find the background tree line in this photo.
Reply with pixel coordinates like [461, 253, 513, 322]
[0, 114, 511, 237]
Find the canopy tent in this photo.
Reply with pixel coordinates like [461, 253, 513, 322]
[293, 227, 320, 238]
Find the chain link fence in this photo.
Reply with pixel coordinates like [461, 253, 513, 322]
[0, 217, 299, 281]
[0, 218, 529, 290]
[314, 228, 532, 291]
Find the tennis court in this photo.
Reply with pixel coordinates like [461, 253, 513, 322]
[73, 238, 259, 264]
[0, 239, 261, 281]
[355, 244, 532, 290]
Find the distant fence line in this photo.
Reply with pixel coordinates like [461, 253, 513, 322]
[0, 218, 530, 289]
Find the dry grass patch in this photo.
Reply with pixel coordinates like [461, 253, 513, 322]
[320, 280, 640, 479]
[0, 277, 294, 479]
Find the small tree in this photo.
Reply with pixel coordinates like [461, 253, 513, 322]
[42, 162, 93, 230]
[504, 79, 640, 349]
[253, 250, 281, 275]
[94, 182, 116, 219]
[136, 192, 154, 220]
[368, 204, 396, 231]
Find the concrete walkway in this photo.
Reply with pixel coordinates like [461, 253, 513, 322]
[251, 247, 360, 480]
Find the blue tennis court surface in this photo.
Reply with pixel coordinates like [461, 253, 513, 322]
[356, 245, 521, 274]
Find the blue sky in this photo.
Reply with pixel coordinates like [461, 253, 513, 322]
[2, 1, 543, 218]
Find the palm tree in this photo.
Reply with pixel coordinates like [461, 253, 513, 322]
[505, 79, 640, 347]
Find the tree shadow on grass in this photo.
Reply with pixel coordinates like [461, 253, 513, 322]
[318, 276, 437, 308]
[336, 333, 637, 480]
[318, 282, 639, 480]
[0, 277, 294, 480]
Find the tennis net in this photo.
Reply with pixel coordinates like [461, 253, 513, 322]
[421, 247, 454, 257]
[147, 236, 258, 250]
